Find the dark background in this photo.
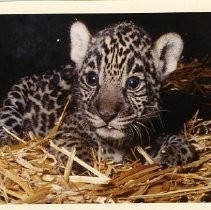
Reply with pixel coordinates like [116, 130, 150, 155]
[0, 13, 210, 132]
[0, 13, 211, 100]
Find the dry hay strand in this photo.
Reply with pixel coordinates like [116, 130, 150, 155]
[1, 135, 211, 204]
[0, 62, 211, 203]
[164, 58, 211, 96]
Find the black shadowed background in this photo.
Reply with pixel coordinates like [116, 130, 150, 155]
[0, 13, 210, 132]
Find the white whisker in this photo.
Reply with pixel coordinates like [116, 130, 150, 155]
[135, 121, 151, 145]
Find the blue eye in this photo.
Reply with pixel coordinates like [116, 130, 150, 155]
[126, 76, 140, 90]
[86, 71, 98, 86]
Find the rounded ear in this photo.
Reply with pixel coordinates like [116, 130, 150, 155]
[70, 21, 91, 69]
[152, 33, 184, 81]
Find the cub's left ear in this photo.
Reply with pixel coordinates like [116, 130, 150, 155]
[70, 21, 91, 69]
[152, 33, 184, 81]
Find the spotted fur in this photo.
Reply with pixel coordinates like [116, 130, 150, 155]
[0, 21, 194, 169]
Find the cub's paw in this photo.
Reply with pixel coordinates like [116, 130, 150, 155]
[153, 134, 194, 167]
[98, 144, 124, 163]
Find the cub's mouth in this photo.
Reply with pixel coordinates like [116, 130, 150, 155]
[96, 126, 125, 140]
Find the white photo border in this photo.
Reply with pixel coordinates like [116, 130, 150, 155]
[0, 0, 211, 209]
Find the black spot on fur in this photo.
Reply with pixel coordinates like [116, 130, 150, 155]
[0, 114, 10, 119]
[43, 94, 50, 103]
[117, 32, 126, 47]
[41, 113, 47, 121]
[34, 94, 41, 100]
[13, 85, 22, 92]
[125, 37, 130, 42]
[57, 92, 68, 105]
[104, 56, 108, 65]
[123, 49, 130, 55]
[49, 113, 55, 128]
[34, 104, 40, 114]
[133, 64, 143, 73]
[181, 147, 187, 154]
[168, 147, 174, 155]
[10, 92, 22, 99]
[133, 39, 140, 47]
[48, 100, 55, 110]
[13, 125, 21, 133]
[108, 148, 115, 154]
[4, 99, 12, 106]
[127, 57, 135, 73]
[88, 61, 95, 69]
[102, 42, 109, 54]
[22, 84, 28, 90]
[146, 51, 152, 60]
[5, 118, 16, 126]
[15, 101, 24, 114]
[32, 114, 38, 127]
[12, 111, 22, 118]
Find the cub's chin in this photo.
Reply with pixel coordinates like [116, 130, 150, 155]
[96, 127, 125, 140]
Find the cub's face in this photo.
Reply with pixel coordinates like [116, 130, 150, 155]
[70, 21, 183, 142]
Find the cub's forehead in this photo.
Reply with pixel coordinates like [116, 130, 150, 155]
[91, 21, 152, 49]
[82, 22, 154, 77]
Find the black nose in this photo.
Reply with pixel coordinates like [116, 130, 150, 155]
[98, 111, 118, 124]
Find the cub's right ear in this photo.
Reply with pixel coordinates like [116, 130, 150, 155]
[70, 21, 91, 69]
[152, 33, 183, 81]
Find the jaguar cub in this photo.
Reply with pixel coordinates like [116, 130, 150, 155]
[0, 21, 193, 168]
